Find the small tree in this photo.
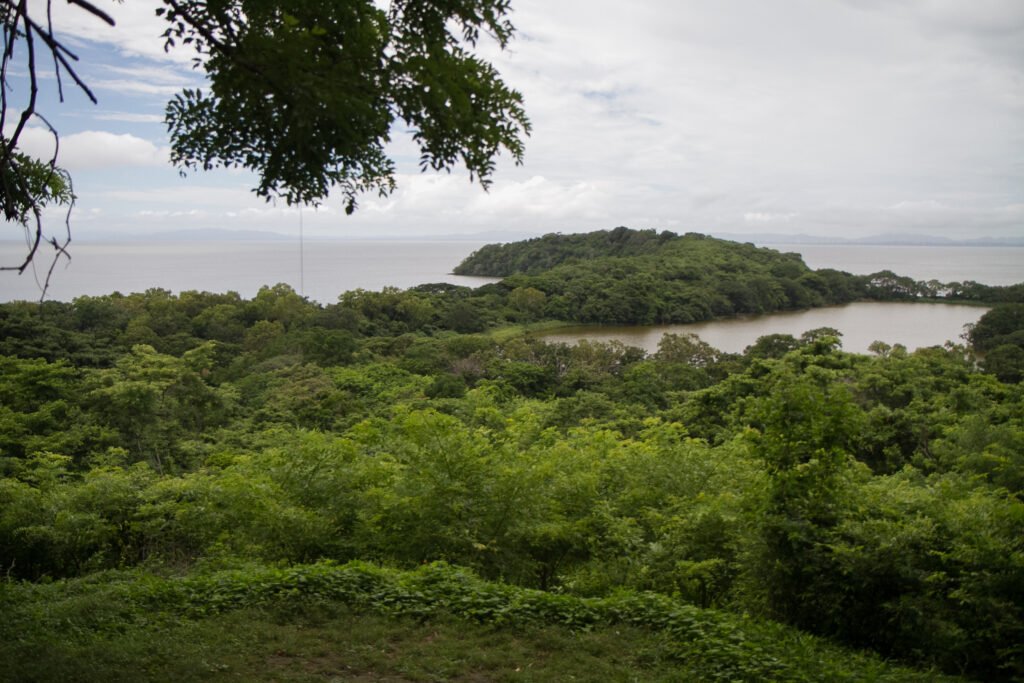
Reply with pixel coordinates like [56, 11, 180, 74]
[743, 365, 866, 631]
[508, 286, 547, 321]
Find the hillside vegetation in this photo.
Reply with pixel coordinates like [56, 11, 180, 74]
[2, 230, 1023, 680]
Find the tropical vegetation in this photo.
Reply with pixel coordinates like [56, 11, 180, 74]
[2, 230, 1023, 681]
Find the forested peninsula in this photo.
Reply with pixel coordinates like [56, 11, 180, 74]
[455, 228, 1023, 324]
[3, 229, 1023, 681]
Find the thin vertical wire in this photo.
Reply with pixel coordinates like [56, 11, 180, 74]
[298, 206, 305, 296]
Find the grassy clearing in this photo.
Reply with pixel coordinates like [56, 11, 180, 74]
[3, 604, 690, 682]
[486, 320, 573, 342]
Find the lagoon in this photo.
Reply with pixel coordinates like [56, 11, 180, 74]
[536, 301, 989, 355]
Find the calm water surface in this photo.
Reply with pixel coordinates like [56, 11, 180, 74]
[1, 240, 497, 304]
[538, 302, 989, 355]
[769, 244, 1024, 286]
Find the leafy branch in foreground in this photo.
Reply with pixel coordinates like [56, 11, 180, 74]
[160, 0, 531, 213]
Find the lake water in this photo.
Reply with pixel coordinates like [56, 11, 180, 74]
[768, 244, 1024, 286]
[1, 240, 498, 304]
[537, 302, 988, 354]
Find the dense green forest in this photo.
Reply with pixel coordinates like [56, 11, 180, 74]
[3, 231, 1024, 681]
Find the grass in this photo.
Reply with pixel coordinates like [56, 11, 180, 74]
[4, 603, 690, 682]
[0, 561, 967, 683]
[486, 320, 572, 342]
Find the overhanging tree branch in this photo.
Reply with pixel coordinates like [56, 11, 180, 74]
[3, 0, 529, 298]
[1, 0, 107, 297]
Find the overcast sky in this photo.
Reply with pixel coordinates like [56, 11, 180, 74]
[11, 0, 1024, 240]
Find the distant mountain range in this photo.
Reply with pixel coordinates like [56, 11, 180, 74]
[713, 232, 1024, 247]
[72, 229, 530, 243]
[65, 228, 1024, 247]
[86, 229, 297, 242]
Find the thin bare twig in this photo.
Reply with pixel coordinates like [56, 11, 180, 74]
[65, 0, 114, 26]
[1, 0, 103, 298]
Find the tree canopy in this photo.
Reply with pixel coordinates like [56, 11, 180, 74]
[160, 0, 530, 211]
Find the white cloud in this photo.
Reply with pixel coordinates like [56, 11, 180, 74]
[30, 0, 190, 63]
[87, 62, 203, 97]
[94, 112, 166, 124]
[96, 184, 258, 207]
[90, 79, 190, 96]
[103, 64, 199, 85]
[6, 126, 59, 163]
[889, 200, 947, 211]
[744, 212, 798, 224]
[16, 130, 170, 171]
